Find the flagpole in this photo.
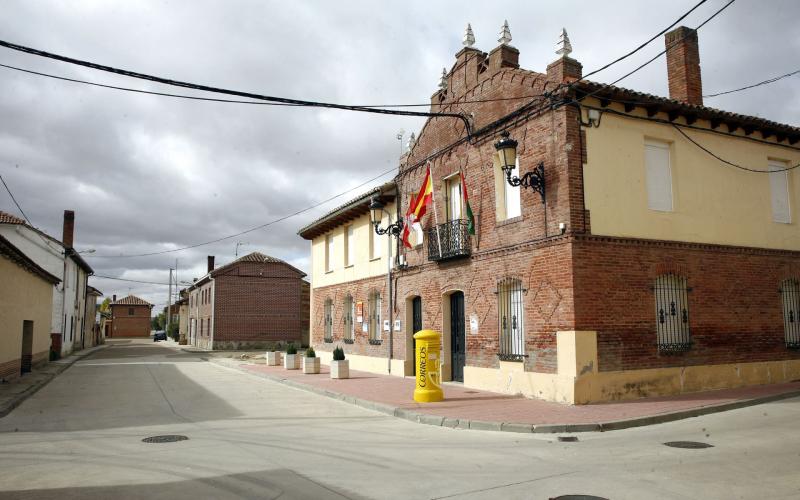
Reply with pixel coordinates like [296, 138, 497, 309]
[429, 162, 443, 257]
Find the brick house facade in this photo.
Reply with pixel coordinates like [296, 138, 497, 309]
[187, 252, 310, 350]
[110, 295, 153, 338]
[301, 25, 800, 403]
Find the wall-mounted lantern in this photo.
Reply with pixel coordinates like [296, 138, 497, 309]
[495, 131, 545, 204]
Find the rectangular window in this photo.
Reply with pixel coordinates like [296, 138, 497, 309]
[446, 175, 462, 221]
[345, 225, 355, 266]
[654, 274, 691, 351]
[368, 291, 381, 342]
[370, 223, 381, 259]
[769, 160, 791, 223]
[325, 234, 335, 272]
[343, 295, 354, 342]
[781, 278, 800, 348]
[504, 158, 522, 219]
[498, 278, 525, 360]
[128, 307, 134, 316]
[324, 299, 333, 342]
[645, 140, 673, 212]
[412, 222, 424, 247]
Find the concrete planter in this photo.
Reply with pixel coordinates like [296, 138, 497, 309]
[284, 353, 300, 370]
[303, 357, 320, 374]
[330, 359, 349, 379]
[266, 351, 282, 366]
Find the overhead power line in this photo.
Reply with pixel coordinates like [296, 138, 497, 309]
[671, 125, 800, 173]
[92, 274, 190, 286]
[704, 69, 800, 98]
[0, 61, 545, 109]
[89, 165, 399, 258]
[0, 39, 473, 135]
[0, 174, 34, 226]
[580, 0, 708, 82]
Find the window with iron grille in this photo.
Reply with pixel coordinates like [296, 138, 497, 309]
[323, 298, 333, 342]
[654, 274, 691, 352]
[781, 278, 800, 348]
[498, 278, 525, 361]
[368, 291, 381, 342]
[343, 294, 355, 343]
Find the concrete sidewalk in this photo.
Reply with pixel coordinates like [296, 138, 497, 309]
[212, 357, 800, 433]
[0, 344, 107, 418]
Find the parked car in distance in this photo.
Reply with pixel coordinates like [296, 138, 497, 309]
[153, 330, 167, 342]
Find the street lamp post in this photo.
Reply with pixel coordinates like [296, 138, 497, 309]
[495, 131, 546, 203]
[369, 196, 404, 375]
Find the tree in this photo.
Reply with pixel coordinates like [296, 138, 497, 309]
[99, 298, 111, 312]
[151, 312, 165, 330]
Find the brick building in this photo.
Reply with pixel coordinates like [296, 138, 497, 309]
[186, 252, 309, 350]
[110, 295, 153, 338]
[301, 24, 800, 403]
[0, 234, 60, 381]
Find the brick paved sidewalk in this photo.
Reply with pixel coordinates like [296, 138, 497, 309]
[218, 359, 800, 433]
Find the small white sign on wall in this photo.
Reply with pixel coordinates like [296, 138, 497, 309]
[394, 319, 401, 332]
[383, 320, 390, 332]
[469, 314, 479, 335]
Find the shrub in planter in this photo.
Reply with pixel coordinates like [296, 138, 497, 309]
[303, 347, 320, 374]
[284, 343, 300, 370]
[330, 345, 349, 379]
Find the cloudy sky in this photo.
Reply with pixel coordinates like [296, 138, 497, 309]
[0, 0, 798, 311]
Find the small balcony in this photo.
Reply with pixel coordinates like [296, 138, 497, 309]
[427, 219, 471, 262]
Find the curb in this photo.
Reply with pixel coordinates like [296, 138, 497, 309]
[0, 344, 108, 419]
[208, 358, 800, 434]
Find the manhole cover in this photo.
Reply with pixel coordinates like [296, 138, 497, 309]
[663, 441, 713, 449]
[557, 436, 579, 442]
[142, 435, 189, 443]
[550, 496, 609, 500]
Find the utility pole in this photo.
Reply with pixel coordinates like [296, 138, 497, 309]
[166, 267, 173, 332]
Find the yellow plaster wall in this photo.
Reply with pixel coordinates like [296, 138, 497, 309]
[310, 203, 396, 289]
[583, 107, 800, 250]
[0, 258, 53, 366]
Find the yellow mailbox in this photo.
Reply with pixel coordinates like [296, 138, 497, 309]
[413, 329, 444, 403]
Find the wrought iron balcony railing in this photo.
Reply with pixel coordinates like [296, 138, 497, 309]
[427, 219, 471, 262]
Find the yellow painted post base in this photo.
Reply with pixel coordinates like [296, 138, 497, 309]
[413, 330, 444, 403]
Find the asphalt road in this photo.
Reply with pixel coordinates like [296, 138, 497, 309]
[0, 339, 798, 500]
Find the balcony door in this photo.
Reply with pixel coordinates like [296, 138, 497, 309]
[446, 175, 462, 221]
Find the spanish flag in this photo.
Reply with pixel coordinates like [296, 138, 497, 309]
[401, 165, 433, 248]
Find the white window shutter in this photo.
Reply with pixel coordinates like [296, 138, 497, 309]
[645, 141, 673, 212]
[769, 161, 791, 223]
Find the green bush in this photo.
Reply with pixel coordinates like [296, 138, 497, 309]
[167, 322, 179, 341]
[305, 347, 316, 358]
[274, 342, 282, 352]
[286, 343, 297, 355]
[333, 346, 345, 361]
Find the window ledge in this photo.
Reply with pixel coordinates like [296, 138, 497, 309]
[344, 264, 354, 269]
[325, 270, 334, 274]
[343, 338, 354, 344]
[323, 338, 333, 343]
[496, 215, 523, 228]
[369, 257, 381, 262]
[498, 353, 527, 362]
[368, 339, 382, 345]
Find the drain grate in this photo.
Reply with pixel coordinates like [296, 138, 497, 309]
[557, 436, 579, 442]
[663, 441, 713, 449]
[550, 496, 610, 500]
[142, 435, 189, 444]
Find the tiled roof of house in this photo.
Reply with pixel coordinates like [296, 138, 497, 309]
[297, 181, 397, 240]
[0, 211, 26, 224]
[112, 295, 152, 306]
[210, 251, 306, 278]
[0, 234, 61, 284]
[574, 81, 800, 138]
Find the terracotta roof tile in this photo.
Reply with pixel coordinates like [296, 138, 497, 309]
[0, 211, 26, 224]
[112, 295, 152, 306]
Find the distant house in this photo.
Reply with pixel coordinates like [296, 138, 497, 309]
[0, 234, 61, 381]
[176, 290, 189, 344]
[0, 210, 94, 357]
[110, 295, 153, 338]
[186, 252, 310, 350]
[82, 286, 103, 348]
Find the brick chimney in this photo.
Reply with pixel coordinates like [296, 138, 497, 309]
[207, 255, 215, 273]
[665, 26, 703, 106]
[62, 210, 75, 248]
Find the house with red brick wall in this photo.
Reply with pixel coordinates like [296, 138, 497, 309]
[0, 234, 61, 381]
[110, 295, 153, 338]
[186, 252, 310, 350]
[300, 24, 800, 404]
